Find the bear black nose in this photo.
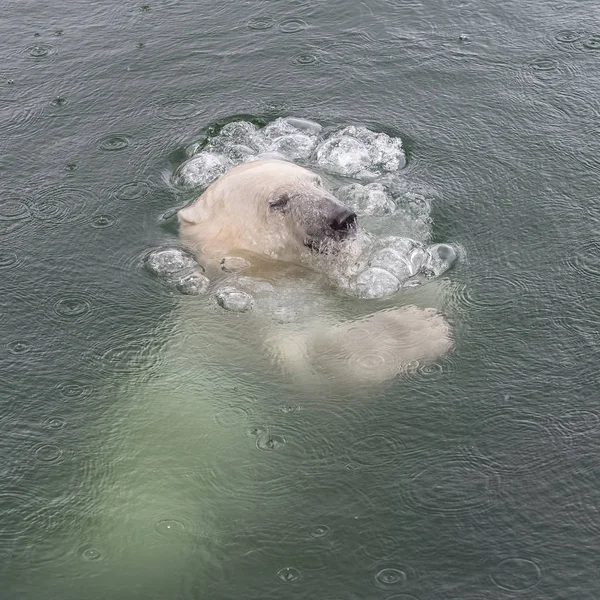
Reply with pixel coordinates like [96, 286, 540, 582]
[330, 208, 357, 232]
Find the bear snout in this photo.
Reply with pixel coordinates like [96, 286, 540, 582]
[329, 207, 357, 235]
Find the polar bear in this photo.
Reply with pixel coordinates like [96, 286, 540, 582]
[178, 159, 451, 387]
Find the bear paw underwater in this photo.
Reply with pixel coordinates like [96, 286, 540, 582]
[172, 158, 454, 386]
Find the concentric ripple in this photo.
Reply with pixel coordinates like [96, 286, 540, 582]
[0, 487, 58, 543]
[360, 531, 401, 560]
[154, 97, 203, 120]
[470, 411, 562, 474]
[374, 565, 409, 588]
[278, 18, 308, 33]
[95, 335, 164, 376]
[114, 180, 151, 201]
[31, 187, 90, 224]
[553, 409, 600, 438]
[90, 213, 118, 229]
[26, 44, 56, 59]
[276, 566, 302, 582]
[0, 250, 22, 270]
[292, 50, 322, 66]
[566, 240, 600, 280]
[582, 35, 600, 51]
[348, 431, 402, 467]
[45, 292, 94, 323]
[7, 340, 33, 355]
[56, 381, 93, 399]
[256, 433, 286, 451]
[214, 405, 249, 427]
[490, 557, 541, 591]
[401, 454, 501, 516]
[309, 525, 330, 538]
[453, 275, 531, 311]
[247, 17, 274, 30]
[79, 545, 103, 561]
[42, 416, 67, 430]
[97, 134, 130, 151]
[31, 443, 63, 464]
[554, 30, 584, 44]
[521, 56, 575, 86]
[0, 100, 43, 137]
[155, 518, 187, 537]
[0, 195, 31, 221]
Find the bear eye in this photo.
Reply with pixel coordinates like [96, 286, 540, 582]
[269, 193, 290, 210]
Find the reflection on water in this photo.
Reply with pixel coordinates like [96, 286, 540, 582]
[1, 0, 599, 597]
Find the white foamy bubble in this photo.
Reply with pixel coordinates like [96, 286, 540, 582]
[173, 152, 232, 188]
[215, 288, 254, 312]
[269, 133, 317, 160]
[211, 121, 266, 151]
[408, 246, 428, 274]
[284, 117, 322, 135]
[422, 243, 458, 278]
[262, 116, 322, 140]
[337, 182, 396, 217]
[315, 126, 405, 178]
[371, 236, 423, 257]
[354, 267, 401, 299]
[369, 248, 413, 283]
[145, 248, 198, 277]
[176, 271, 210, 295]
[315, 136, 374, 178]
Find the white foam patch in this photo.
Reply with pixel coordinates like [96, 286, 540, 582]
[314, 126, 406, 178]
[336, 182, 396, 217]
[173, 152, 232, 188]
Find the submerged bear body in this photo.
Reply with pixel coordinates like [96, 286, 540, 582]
[177, 159, 452, 388]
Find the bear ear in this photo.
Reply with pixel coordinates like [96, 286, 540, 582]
[178, 197, 211, 224]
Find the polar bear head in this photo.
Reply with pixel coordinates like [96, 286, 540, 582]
[178, 160, 357, 260]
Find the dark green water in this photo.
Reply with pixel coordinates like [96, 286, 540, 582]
[1, 0, 599, 598]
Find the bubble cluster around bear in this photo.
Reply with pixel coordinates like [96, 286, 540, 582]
[148, 117, 458, 307]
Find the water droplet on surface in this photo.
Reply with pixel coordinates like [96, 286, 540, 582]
[256, 434, 286, 451]
[49, 294, 93, 321]
[309, 525, 330, 538]
[278, 19, 308, 33]
[155, 519, 186, 536]
[7, 340, 32, 354]
[375, 567, 407, 586]
[97, 134, 130, 151]
[247, 17, 274, 30]
[28, 44, 53, 58]
[583, 35, 600, 50]
[277, 566, 301, 582]
[91, 213, 118, 229]
[57, 381, 92, 399]
[80, 546, 102, 561]
[42, 417, 66, 430]
[554, 30, 583, 43]
[293, 52, 319, 65]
